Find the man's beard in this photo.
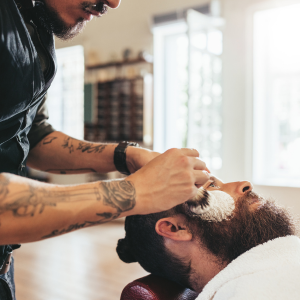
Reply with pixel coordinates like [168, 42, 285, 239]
[170, 192, 296, 290]
[188, 192, 296, 263]
[32, 1, 108, 40]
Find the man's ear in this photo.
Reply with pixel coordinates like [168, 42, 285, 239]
[155, 216, 192, 241]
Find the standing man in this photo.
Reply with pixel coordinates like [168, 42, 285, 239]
[0, 0, 209, 299]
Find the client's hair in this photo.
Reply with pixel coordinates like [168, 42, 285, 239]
[117, 207, 192, 288]
[117, 197, 295, 288]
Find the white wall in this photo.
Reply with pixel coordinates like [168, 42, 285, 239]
[56, 0, 300, 215]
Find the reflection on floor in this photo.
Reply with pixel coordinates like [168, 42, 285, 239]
[14, 222, 147, 300]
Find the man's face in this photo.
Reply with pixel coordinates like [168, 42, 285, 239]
[204, 176, 259, 210]
[35, 0, 121, 39]
[117, 176, 295, 290]
[182, 176, 294, 263]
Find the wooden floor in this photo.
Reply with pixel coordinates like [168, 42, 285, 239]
[13, 222, 148, 300]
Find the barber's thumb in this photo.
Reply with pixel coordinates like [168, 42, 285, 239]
[195, 170, 210, 186]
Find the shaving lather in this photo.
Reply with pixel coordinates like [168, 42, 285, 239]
[186, 180, 235, 222]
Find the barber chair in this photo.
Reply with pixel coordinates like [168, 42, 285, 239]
[121, 275, 198, 300]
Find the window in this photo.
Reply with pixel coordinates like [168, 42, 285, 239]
[47, 45, 84, 140]
[153, 9, 224, 171]
[186, 10, 224, 170]
[153, 20, 189, 151]
[253, 4, 300, 187]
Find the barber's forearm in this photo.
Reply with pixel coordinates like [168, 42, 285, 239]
[0, 172, 136, 245]
[27, 131, 118, 174]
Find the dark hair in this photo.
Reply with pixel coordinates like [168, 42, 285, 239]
[116, 207, 192, 288]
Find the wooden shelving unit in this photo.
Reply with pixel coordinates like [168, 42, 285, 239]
[86, 58, 152, 70]
[84, 59, 153, 144]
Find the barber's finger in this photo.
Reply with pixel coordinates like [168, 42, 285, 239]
[191, 157, 207, 170]
[196, 179, 212, 188]
[205, 167, 211, 173]
[194, 170, 210, 186]
[179, 148, 200, 157]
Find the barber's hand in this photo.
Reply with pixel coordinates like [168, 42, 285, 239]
[126, 148, 210, 215]
[126, 146, 160, 173]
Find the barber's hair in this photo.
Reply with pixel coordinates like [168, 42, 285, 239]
[117, 207, 192, 288]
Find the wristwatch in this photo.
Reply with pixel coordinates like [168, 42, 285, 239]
[114, 141, 139, 175]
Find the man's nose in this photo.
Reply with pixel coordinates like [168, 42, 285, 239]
[106, 0, 121, 8]
[236, 181, 253, 195]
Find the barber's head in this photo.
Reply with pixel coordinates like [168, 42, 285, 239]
[33, 0, 121, 40]
[117, 176, 295, 292]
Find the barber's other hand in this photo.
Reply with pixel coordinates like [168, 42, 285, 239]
[126, 146, 160, 173]
[126, 148, 210, 215]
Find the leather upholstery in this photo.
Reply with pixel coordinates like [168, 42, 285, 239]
[121, 275, 198, 300]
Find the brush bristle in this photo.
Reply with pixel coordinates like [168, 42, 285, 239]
[187, 188, 211, 211]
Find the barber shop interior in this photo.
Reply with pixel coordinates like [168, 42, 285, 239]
[1, 0, 300, 299]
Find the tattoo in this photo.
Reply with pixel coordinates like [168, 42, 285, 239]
[77, 142, 107, 154]
[62, 137, 107, 154]
[0, 177, 101, 217]
[42, 181, 135, 238]
[62, 137, 74, 153]
[43, 136, 58, 145]
[42, 213, 120, 239]
[0, 174, 136, 239]
[101, 180, 136, 213]
[45, 168, 97, 174]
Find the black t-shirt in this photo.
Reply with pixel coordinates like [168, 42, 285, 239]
[0, 0, 56, 175]
[0, 0, 57, 291]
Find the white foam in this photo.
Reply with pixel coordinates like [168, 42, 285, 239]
[190, 190, 235, 222]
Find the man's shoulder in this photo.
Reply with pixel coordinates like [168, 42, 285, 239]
[213, 263, 300, 300]
[197, 236, 300, 300]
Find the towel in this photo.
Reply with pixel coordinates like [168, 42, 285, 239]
[196, 235, 300, 300]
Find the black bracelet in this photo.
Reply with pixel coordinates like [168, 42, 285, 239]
[114, 141, 139, 175]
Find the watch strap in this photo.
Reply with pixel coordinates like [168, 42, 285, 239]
[114, 141, 139, 175]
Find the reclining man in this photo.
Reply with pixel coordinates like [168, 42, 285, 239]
[117, 176, 300, 300]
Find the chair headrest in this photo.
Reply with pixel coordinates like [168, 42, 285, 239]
[121, 274, 198, 300]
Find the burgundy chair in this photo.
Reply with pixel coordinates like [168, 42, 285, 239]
[121, 275, 198, 300]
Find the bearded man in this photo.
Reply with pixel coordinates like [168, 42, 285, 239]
[117, 177, 300, 300]
[0, 0, 210, 299]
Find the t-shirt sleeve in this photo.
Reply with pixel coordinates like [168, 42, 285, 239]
[28, 93, 56, 150]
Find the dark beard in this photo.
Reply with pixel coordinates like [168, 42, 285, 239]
[32, 1, 108, 40]
[188, 192, 296, 263]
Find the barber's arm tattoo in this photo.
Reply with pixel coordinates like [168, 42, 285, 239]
[101, 180, 136, 213]
[42, 181, 136, 238]
[0, 179, 101, 217]
[62, 137, 74, 153]
[77, 142, 107, 154]
[61, 137, 107, 154]
[0, 174, 136, 239]
[42, 212, 120, 239]
[42, 136, 58, 145]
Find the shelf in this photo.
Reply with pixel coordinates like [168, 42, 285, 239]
[86, 58, 153, 70]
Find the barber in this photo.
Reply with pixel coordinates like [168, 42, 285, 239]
[0, 0, 209, 299]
